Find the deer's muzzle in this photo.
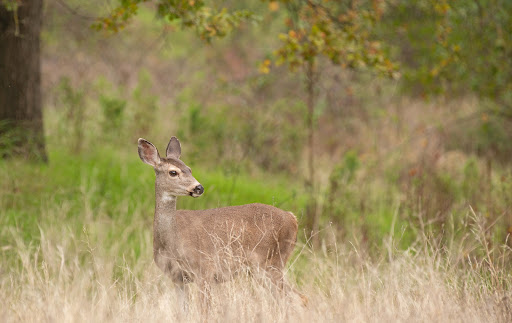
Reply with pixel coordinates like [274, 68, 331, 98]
[190, 184, 204, 197]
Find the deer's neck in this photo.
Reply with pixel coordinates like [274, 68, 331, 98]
[154, 189, 178, 251]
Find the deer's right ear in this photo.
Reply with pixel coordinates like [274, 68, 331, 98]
[166, 136, 181, 159]
[138, 138, 160, 167]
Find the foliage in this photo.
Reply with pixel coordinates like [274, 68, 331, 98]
[99, 95, 127, 137]
[93, 0, 256, 41]
[256, 1, 398, 244]
[385, 0, 512, 99]
[173, 91, 305, 173]
[265, 0, 398, 77]
[56, 77, 86, 153]
[382, 0, 512, 159]
[131, 70, 159, 138]
[0, 121, 25, 158]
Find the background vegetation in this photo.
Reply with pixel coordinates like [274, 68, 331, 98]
[1, 0, 512, 321]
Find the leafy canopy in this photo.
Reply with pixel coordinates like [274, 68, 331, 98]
[95, 0, 397, 78]
[93, 0, 255, 41]
[263, 0, 398, 78]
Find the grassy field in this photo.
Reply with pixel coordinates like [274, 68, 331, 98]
[1, 143, 512, 322]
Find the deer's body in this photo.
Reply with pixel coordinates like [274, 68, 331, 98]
[138, 137, 302, 304]
[154, 199, 297, 284]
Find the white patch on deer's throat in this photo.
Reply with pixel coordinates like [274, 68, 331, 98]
[161, 192, 176, 203]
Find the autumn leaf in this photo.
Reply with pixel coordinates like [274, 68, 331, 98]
[258, 59, 271, 74]
[269, 1, 279, 12]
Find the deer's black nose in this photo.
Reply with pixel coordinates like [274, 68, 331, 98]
[194, 184, 204, 195]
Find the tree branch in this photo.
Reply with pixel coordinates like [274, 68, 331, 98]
[54, 0, 97, 21]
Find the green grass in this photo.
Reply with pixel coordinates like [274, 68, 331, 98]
[0, 145, 308, 268]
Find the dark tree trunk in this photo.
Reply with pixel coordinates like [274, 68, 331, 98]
[0, 0, 47, 161]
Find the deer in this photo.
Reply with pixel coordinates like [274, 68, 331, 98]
[137, 136, 305, 310]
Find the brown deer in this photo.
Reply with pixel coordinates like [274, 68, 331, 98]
[138, 136, 304, 308]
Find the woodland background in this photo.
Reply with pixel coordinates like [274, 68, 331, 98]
[1, 1, 512, 321]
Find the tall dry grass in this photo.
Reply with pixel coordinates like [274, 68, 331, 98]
[2, 209, 511, 323]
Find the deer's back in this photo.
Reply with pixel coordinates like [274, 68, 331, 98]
[174, 203, 297, 276]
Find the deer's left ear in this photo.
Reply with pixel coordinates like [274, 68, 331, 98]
[166, 136, 181, 159]
[138, 138, 161, 167]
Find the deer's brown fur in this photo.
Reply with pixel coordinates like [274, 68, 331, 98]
[138, 137, 302, 303]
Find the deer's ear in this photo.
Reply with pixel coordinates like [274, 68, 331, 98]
[166, 136, 181, 159]
[138, 138, 160, 167]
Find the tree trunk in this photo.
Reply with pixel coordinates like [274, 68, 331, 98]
[304, 59, 319, 248]
[0, 0, 47, 161]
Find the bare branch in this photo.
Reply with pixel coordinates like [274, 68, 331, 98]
[54, 0, 97, 21]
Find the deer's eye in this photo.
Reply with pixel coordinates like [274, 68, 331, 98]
[169, 170, 178, 177]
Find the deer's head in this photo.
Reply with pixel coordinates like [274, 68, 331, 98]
[138, 137, 204, 198]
